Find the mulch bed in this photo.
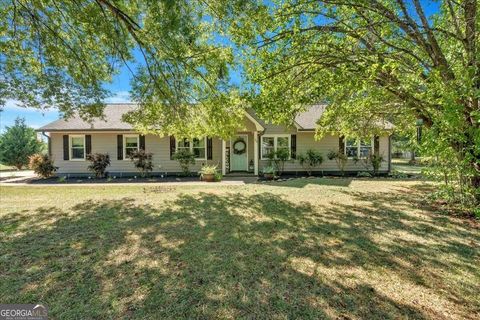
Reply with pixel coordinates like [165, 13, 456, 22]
[8, 175, 202, 184]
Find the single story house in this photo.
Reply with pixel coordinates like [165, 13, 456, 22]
[37, 103, 393, 177]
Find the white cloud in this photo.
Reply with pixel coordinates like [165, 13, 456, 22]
[105, 91, 131, 103]
[1, 99, 56, 112]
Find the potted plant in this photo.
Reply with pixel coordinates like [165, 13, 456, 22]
[199, 164, 218, 182]
[262, 166, 276, 180]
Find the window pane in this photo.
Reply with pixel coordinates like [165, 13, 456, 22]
[262, 147, 274, 158]
[178, 139, 190, 148]
[360, 139, 371, 147]
[192, 138, 205, 148]
[72, 148, 84, 159]
[261, 137, 274, 158]
[346, 147, 358, 158]
[277, 137, 289, 148]
[126, 147, 137, 157]
[346, 138, 357, 147]
[125, 137, 138, 148]
[193, 148, 205, 159]
[262, 137, 274, 148]
[71, 137, 84, 148]
[360, 147, 371, 158]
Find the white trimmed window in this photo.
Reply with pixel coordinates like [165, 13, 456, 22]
[345, 138, 373, 158]
[70, 135, 85, 160]
[261, 134, 291, 160]
[124, 135, 139, 159]
[176, 137, 206, 160]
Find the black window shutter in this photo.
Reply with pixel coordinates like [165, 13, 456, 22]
[339, 136, 345, 154]
[85, 135, 92, 155]
[374, 135, 380, 156]
[63, 135, 69, 160]
[117, 135, 123, 160]
[139, 135, 146, 150]
[291, 134, 297, 159]
[170, 136, 176, 160]
[207, 137, 213, 160]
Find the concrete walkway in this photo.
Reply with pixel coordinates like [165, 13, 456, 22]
[0, 170, 36, 183]
[0, 170, 35, 178]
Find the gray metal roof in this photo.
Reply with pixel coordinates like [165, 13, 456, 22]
[37, 103, 393, 131]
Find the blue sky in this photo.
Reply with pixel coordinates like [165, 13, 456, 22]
[0, 0, 440, 132]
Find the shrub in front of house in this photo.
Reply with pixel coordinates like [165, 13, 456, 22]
[86, 153, 110, 178]
[327, 150, 348, 176]
[357, 171, 372, 177]
[262, 165, 276, 180]
[129, 149, 154, 177]
[173, 149, 195, 176]
[266, 149, 290, 176]
[28, 153, 57, 178]
[369, 154, 384, 176]
[297, 149, 323, 176]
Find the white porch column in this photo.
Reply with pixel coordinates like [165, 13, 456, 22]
[254, 131, 259, 175]
[221, 139, 226, 175]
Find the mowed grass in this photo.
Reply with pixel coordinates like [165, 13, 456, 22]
[0, 179, 479, 319]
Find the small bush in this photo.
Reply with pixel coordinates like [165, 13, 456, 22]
[274, 149, 290, 175]
[297, 149, 323, 176]
[266, 149, 290, 176]
[86, 153, 110, 178]
[129, 149, 154, 177]
[57, 176, 66, 183]
[369, 154, 384, 176]
[262, 166, 276, 175]
[327, 150, 348, 176]
[390, 170, 408, 179]
[28, 154, 57, 178]
[214, 172, 223, 182]
[173, 149, 195, 176]
[357, 171, 372, 178]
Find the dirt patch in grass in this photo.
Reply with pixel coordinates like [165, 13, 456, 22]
[0, 180, 478, 319]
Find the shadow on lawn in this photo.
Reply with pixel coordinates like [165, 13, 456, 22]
[259, 177, 354, 188]
[1, 189, 478, 319]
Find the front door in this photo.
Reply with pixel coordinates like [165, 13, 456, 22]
[231, 135, 248, 171]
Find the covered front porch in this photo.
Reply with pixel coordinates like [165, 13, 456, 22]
[220, 112, 264, 176]
[221, 131, 260, 176]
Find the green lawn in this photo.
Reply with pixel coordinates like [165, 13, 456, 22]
[392, 158, 426, 175]
[0, 179, 478, 319]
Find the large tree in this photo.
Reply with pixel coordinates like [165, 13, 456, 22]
[1, 0, 242, 137]
[213, 0, 479, 204]
[1, 1, 479, 204]
[0, 117, 43, 169]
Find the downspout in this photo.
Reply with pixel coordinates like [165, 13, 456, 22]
[388, 134, 392, 173]
[41, 131, 51, 156]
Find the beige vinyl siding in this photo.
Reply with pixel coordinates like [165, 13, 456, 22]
[50, 131, 390, 175]
[259, 132, 390, 172]
[50, 132, 222, 175]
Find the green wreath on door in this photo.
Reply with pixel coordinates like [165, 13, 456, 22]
[233, 139, 246, 155]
